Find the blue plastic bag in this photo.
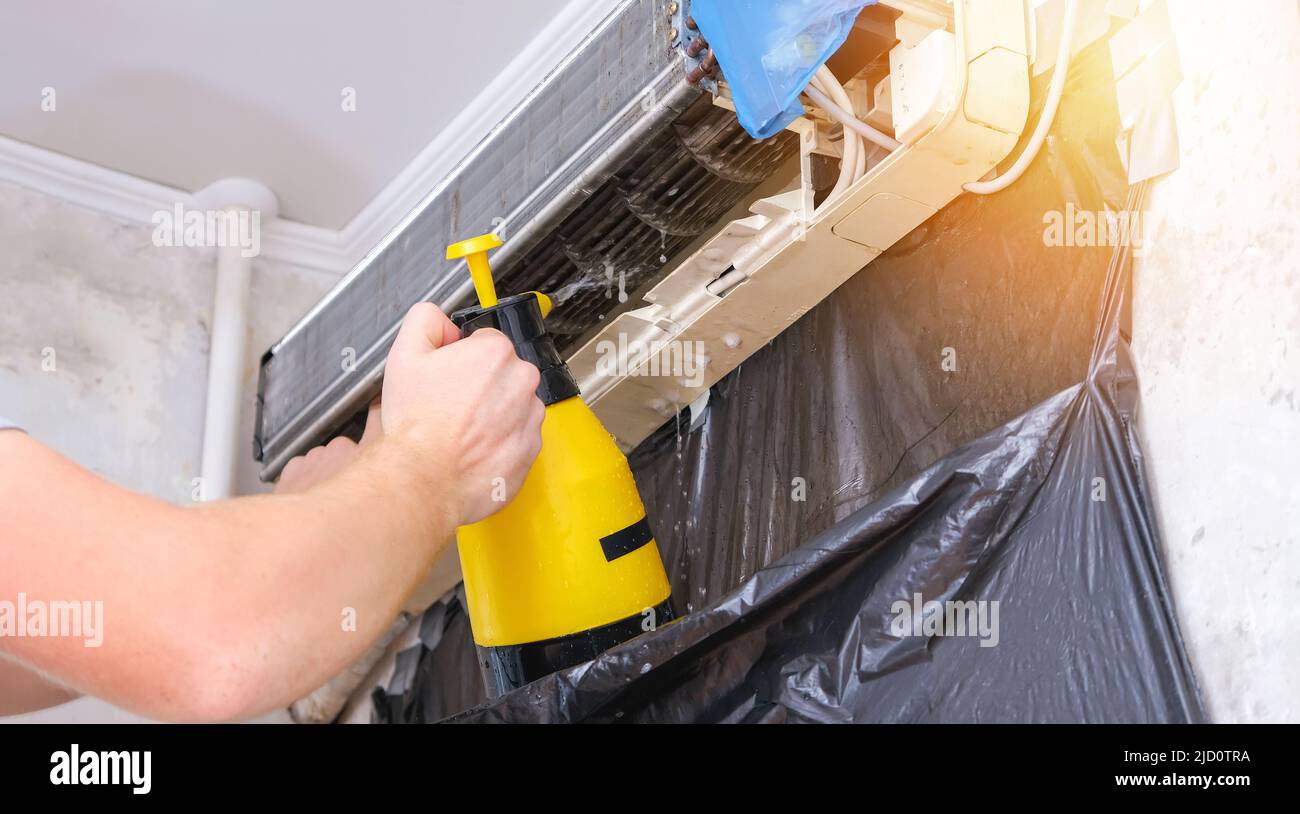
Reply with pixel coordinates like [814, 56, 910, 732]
[692, 0, 878, 139]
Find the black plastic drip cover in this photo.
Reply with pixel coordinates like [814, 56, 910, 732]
[451, 293, 581, 406]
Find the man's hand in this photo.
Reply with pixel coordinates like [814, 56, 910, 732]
[279, 302, 546, 524]
[276, 400, 381, 495]
[381, 302, 544, 525]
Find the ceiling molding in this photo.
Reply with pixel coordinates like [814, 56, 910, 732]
[0, 0, 620, 277]
[0, 132, 356, 273]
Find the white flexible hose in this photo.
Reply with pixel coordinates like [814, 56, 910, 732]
[963, 0, 1078, 194]
[813, 66, 874, 205]
[853, 122, 867, 180]
[811, 69, 860, 202]
[804, 83, 901, 152]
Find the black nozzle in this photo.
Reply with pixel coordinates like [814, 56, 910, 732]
[451, 293, 580, 406]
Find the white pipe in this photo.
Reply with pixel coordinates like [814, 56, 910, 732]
[199, 208, 252, 501]
[804, 83, 901, 152]
[963, 0, 1078, 195]
[851, 103, 868, 181]
[812, 73, 860, 202]
[810, 66, 878, 209]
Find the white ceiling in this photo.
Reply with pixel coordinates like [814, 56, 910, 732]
[1, 0, 580, 229]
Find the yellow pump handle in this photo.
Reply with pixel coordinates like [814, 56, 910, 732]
[446, 233, 553, 318]
[446, 233, 503, 308]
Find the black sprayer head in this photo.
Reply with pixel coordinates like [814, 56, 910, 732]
[451, 293, 580, 407]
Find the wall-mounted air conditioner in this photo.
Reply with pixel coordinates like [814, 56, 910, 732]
[254, 0, 1030, 477]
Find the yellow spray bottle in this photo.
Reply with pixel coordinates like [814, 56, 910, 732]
[445, 233, 674, 696]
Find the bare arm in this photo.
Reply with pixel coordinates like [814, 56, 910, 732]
[0, 304, 543, 722]
[0, 657, 78, 716]
[0, 405, 373, 718]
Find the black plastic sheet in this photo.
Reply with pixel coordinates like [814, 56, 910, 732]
[629, 37, 1135, 619]
[372, 28, 1204, 723]
[444, 194, 1201, 722]
[372, 588, 487, 723]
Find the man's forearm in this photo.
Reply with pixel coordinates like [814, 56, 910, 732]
[181, 434, 459, 719]
[0, 430, 457, 721]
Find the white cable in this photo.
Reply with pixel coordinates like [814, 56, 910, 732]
[829, 68, 870, 182]
[852, 116, 867, 180]
[811, 70, 860, 202]
[806, 73, 857, 187]
[804, 83, 901, 152]
[963, 0, 1078, 195]
[813, 66, 873, 204]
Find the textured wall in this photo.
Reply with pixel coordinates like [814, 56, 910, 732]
[1133, 0, 1300, 723]
[0, 180, 214, 502]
